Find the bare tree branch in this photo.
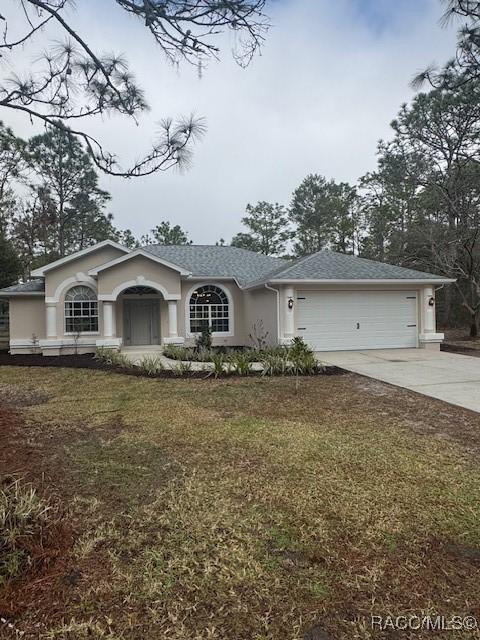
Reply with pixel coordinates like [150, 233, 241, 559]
[0, 0, 269, 177]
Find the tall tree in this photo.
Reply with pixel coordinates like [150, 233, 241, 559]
[361, 82, 480, 335]
[0, 232, 22, 288]
[231, 201, 291, 256]
[24, 123, 111, 260]
[0, 1, 267, 177]
[0, 122, 26, 234]
[415, 0, 480, 90]
[141, 221, 191, 246]
[359, 140, 424, 265]
[289, 174, 359, 257]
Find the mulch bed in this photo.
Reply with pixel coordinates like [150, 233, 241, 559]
[0, 352, 344, 378]
[441, 343, 480, 357]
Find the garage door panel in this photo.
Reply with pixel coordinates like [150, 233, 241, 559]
[297, 290, 417, 351]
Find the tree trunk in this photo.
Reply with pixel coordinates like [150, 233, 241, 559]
[470, 311, 479, 338]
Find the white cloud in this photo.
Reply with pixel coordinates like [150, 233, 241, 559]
[1, 0, 457, 242]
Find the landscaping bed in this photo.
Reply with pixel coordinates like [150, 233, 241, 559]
[0, 351, 344, 378]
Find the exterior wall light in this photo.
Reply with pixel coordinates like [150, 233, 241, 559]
[288, 298, 294, 310]
[428, 296, 435, 307]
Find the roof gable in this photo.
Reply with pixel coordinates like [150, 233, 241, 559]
[88, 248, 191, 276]
[31, 240, 129, 277]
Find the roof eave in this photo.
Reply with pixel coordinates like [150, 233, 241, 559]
[0, 291, 45, 298]
[244, 277, 456, 289]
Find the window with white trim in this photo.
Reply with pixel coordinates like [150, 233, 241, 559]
[189, 285, 229, 333]
[64, 286, 98, 333]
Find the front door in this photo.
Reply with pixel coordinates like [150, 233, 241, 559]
[124, 299, 160, 346]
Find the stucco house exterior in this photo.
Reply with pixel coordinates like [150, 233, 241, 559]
[0, 240, 452, 356]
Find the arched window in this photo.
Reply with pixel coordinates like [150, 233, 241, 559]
[189, 285, 229, 334]
[65, 286, 98, 333]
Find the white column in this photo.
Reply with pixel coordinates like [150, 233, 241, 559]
[103, 301, 114, 338]
[168, 300, 178, 338]
[423, 286, 435, 333]
[46, 303, 57, 338]
[284, 286, 295, 340]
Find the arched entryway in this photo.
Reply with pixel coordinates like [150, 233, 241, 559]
[122, 286, 161, 346]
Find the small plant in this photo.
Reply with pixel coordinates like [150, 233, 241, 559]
[94, 348, 130, 368]
[288, 337, 317, 376]
[194, 346, 213, 362]
[72, 329, 81, 355]
[229, 351, 252, 376]
[249, 320, 269, 350]
[163, 345, 187, 361]
[172, 360, 193, 376]
[211, 353, 226, 378]
[137, 355, 164, 376]
[195, 322, 212, 350]
[0, 478, 55, 585]
[31, 333, 40, 353]
[261, 352, 289, 376]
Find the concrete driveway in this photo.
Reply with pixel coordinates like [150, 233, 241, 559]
[320, 349, 480, 413]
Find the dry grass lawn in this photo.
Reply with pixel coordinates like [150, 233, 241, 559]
[0, 366, 480, 639]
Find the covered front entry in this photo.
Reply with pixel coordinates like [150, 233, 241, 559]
[297, 290, 418, 351]
[123, 298, 160, 346]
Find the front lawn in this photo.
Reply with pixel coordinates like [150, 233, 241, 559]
[0, 367, 479, 639]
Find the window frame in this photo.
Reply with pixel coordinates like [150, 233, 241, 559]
[0, 300, 9, 333]
[186, 283, 233, 337]
[64, 285, 99, 335]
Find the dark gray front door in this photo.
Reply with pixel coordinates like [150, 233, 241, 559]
[124, 299, 160, 346]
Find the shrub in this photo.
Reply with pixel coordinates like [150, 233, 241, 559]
[194, 346, 214, 362]
[163, 345, 215, 362]
[261, 352, 289, 376]
[162, 345, 188, 361]
[0, 478, 54, 585]
[229, 352, 252, 376]
[195, 322, 212, 350]
[94, 348, 130, 368]
[288, 338, 317, 375]
[137, 355, 164, 376]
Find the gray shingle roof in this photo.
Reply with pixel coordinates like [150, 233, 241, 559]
[143, 245, 286, 287]
[0, 279, 45, 294]
[252, 250, 448, 284]
[0, 247, 449, 295]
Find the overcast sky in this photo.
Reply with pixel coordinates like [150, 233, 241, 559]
[3, 0, 458, 243]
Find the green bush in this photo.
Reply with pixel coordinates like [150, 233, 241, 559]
[195, 322, 212, 350]
[0, 478, 55, 585]
[288, 337, 317, 375]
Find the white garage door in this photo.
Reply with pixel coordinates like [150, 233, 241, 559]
[297, 290, 418, 351]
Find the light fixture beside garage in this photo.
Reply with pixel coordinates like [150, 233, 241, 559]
[428, 296, 435, 307]
[288, 297, 294, 310]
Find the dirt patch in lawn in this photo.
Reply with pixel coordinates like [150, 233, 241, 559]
[0, 406, 75, 627]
